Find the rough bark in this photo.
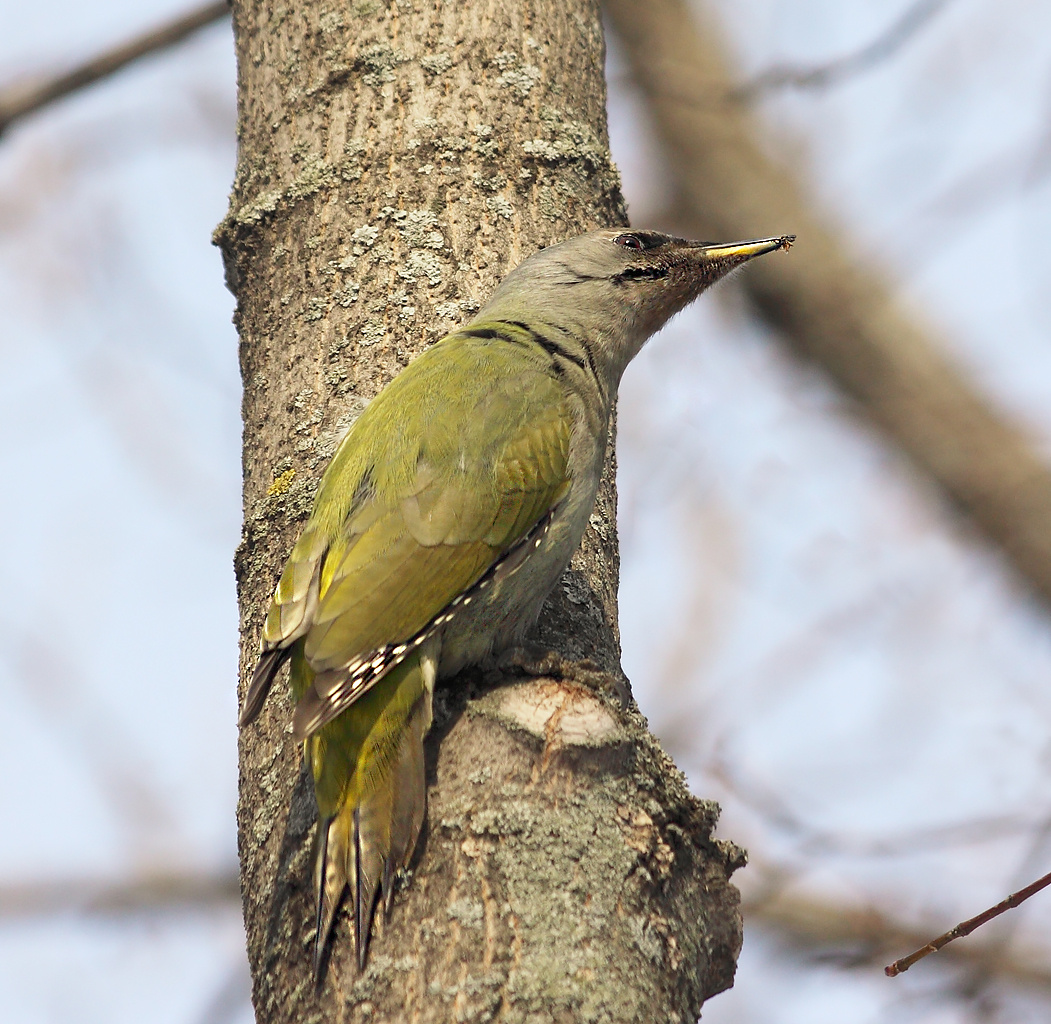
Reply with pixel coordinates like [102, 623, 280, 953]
[604, 0, 1051, 606]
[215, 1, 743, 1020]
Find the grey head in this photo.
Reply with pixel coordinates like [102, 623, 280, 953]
[478, 228, 795, 386]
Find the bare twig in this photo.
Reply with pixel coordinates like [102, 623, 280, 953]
[734, 0, 953, 99]
[885, 870, 1051, 976]
[745, 887, 1051, 991]
[0, 0, 230, 137]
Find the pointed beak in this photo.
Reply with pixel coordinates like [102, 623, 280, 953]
[699, 235, 796, 261]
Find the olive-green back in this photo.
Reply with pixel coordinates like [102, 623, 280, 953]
[264, 330, 572, 681]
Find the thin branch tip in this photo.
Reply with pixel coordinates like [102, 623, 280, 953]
[885, 869, 1051, 977]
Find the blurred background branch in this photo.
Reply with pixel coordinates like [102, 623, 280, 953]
[0, 0, 229, 137]
[604, 0, 1051, 609]
[746, 887, 1051, 991]
[733, 0, 954, 98]
[0, 870, 238, 918]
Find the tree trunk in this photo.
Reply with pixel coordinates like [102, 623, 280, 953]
[215, 1, 742, 1019]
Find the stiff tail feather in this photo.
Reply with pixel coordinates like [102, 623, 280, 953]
[310, 643, 436, 979]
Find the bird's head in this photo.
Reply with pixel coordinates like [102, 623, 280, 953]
[480, 228, 794, 387]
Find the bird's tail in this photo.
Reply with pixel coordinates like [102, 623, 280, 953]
[290, 642, 435, 979]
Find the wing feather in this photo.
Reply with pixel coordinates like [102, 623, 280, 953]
[246, 334, 575, 734]
[291, 507, 557, 739]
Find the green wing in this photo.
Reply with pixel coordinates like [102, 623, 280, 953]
[242, 333, 572, 736]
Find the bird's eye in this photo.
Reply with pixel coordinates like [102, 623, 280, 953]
[613, 234, 644, 250]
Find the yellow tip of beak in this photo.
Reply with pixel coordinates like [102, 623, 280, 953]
[702, 235, 796, 260]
